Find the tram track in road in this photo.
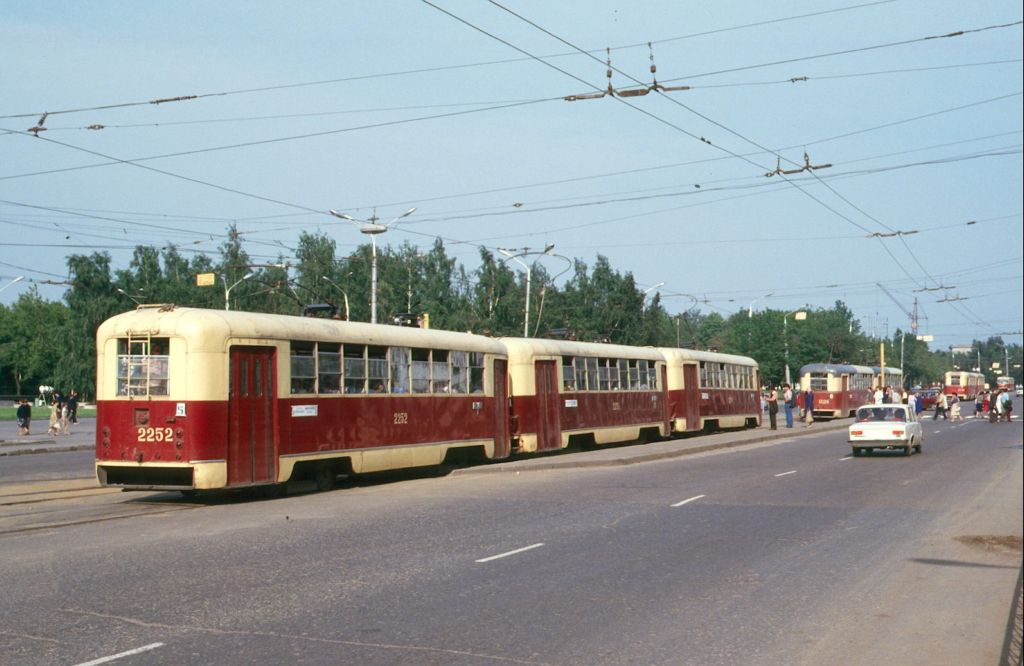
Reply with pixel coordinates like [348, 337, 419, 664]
[0, 484, 205, 536]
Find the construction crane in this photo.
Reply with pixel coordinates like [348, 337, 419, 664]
[876, 283, 919, 335]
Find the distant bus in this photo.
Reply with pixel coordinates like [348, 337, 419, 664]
[943, 371, 985, 401]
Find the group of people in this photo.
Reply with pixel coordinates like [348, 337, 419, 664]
[764, 383, 814, 430]
[762, 382, 1016, 430]
[12, 389, 79, 436]
[974, 388, 1015, 422]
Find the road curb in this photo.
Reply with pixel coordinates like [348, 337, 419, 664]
[452, 421, 848, 476]
[0, 445, 86, 457]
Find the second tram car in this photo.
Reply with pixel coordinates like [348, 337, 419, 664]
[95, 306, 764, 494]
[943, 370, 985, 401]
[661, 348, 761, 432]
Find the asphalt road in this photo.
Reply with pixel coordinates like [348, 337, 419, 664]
[0, 414, 1020, 665]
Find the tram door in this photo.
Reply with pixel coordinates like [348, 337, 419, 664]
[227, 347, 277, 486]
[682, 364, 700, 432]
[492, 359, 510, 459]
[534, 360, 561, 451]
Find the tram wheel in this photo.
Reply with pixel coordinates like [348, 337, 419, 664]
[315, 463, 336, 492]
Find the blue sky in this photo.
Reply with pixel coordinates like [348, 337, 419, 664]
[2, 1, 1021, 349]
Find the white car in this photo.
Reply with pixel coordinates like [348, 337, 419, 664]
[847, 404, 923, 457]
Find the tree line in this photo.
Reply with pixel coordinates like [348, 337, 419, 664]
[1, 226, 1020, 400]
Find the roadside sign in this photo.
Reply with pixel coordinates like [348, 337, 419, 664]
[196, 272, 216, 286]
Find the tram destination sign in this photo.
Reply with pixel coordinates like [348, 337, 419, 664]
[949, 345, 973, 354]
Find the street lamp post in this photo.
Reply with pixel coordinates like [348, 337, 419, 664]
[329, 207, 416, 324]
[0, 275, 24, 294]
[783, 310, 807, 386]
[321, 276, 350, 320]
[224, 272, 255, 311]
[499, 245, 554, 337]
[642, 282, 665, 313]
[748, 292, 774, 318]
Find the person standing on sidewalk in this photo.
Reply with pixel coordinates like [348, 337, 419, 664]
[67, 390, 79, 424]
[767, 387, 779, 430]
[16, 399, 32, 435]
[804, 387, 815, 427]
[783, 383, 795, 428]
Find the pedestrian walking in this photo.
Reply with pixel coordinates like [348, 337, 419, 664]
[47, 400, 60, 435]
[974, 392, 984, 418]
[1000, 390, 1013, 422]
[767, 387, 779, 430]
[934, 393, 948, 420]
[990, 390, 1002, 423]
[949, 396, 963, 422]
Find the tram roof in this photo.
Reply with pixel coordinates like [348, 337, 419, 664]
[97, 306, 507, 353]
[799, 363, 875, 375]
[498, 336, 663, 360]
[657, 347, 758, 367]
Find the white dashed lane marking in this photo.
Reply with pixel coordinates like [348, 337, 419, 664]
[74, 643, 165, 666]
[475, 543, 544, 563]
[774, 470, 797, 477]
[671, 494, 706, 507]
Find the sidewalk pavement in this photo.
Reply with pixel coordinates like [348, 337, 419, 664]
[0, 417, 96, 456]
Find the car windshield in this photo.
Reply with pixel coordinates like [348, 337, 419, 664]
[856, 407, 907, 422]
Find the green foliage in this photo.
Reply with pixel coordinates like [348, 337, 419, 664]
[3, 232, 1019, 399]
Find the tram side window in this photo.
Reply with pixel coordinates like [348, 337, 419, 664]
[390, 347, 410, 394]
[617, 359, 628, 391]
[574, 356, 586, 392]
[318, 342, 341, 394]
[368, 346, 388, 393]
[638, 360, 650, 389]
[116, 337, 170, 396]
[469, 352, 485, 393]
[598, 358, 612, 391]
[950, 375, 962, 386]
[562, 356, 576, 391]
[648, 362, 658, 390]
[289, 341, 316, 394]
[411, 348, 431, 393]
[810, 373, 828, 391]
[432, 350, 451, 393]
[344, 345, 366, 394]
[585, 357, 599, 391]
[450, 351, 469, 394]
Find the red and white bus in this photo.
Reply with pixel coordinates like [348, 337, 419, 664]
[943, 370, 985, 401]
[95, 306, 763, 494]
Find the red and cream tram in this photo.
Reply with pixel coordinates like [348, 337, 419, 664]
[95, 306, 509, 492]
[797, 363, 876, 418]
[661, 348, 761, 432]
[943, 370, 985, 401]
[95, 306, 763, 494]
[502, 338, 669, 452]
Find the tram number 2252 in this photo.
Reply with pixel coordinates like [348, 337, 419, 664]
[393, 412, 409, 425]
[137, 426, 174, 442]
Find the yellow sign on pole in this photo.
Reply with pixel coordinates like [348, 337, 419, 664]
[196, 273, 216, 287]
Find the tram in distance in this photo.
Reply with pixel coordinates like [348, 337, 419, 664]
[798, 363, 904, 419]
[94, 306, 762, 494]
[943, 370, 985, 401]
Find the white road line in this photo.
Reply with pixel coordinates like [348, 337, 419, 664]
[475, 543, 544, 563]
[840, 456, 853, 461]
[933, 430, 941, 434]
[774, 470, 797, 477]
[671, 494, 706, 507]
[74, 643, 165, 666]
